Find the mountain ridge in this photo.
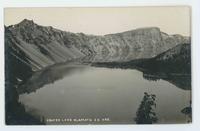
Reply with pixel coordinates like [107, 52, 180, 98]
[5, 19, 190, 72]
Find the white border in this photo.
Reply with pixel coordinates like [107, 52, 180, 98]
[1, 0, 200, 131]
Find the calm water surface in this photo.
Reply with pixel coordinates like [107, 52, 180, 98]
[18, 64, 191, 124]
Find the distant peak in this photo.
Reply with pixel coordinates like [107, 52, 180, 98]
[135, 27, 160, 32]
[22, 19, 34, 23]
[18, 19, 35, 26]
[108, 27, 161, 36]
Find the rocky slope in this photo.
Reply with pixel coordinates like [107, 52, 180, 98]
[5, 19, 190, 72]
[155, 43, 191, 62]
[152, 43, 191, 73]
[134, 43, 191, 73]
[94, 44, 191, 74]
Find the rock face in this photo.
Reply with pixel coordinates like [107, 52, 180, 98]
[93, 43, 191, 74]
[5, 19, 190, 71]
[153, 43, 191, 73]
[132, 44, 191, 74]
[155, 43, 191, 62]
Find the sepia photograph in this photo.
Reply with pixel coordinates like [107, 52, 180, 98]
[4, 7, 191, 125]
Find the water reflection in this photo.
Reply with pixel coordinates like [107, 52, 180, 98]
[18, 64, 191, 124]
[135, 92, 158, 124]
[93, 62, 191, 91]
[17, 63, 87, 94]
[142, 72, 191, 90]
[18, 63, 191, 95]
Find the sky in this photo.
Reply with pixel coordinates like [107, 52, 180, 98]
[4, 6, 191, 36]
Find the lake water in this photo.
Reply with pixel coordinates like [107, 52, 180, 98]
[18, 64, 191, 124]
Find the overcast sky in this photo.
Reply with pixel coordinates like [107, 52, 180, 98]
[4, 7, 190, 36]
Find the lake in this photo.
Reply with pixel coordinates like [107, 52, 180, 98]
[18, 63, 191, 124]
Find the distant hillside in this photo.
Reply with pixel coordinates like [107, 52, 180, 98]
[134, 43, 191, 73]
[93, 44, 191, 74]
